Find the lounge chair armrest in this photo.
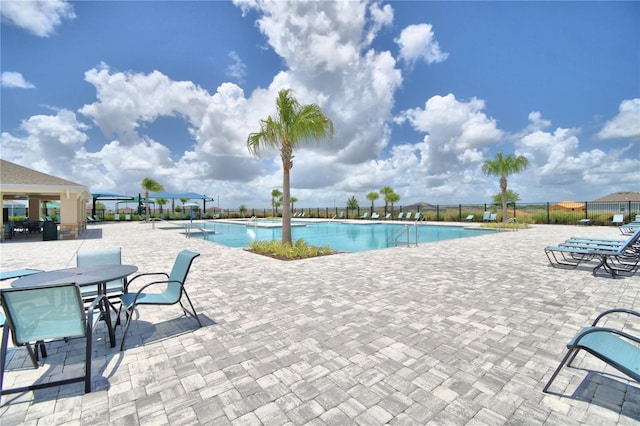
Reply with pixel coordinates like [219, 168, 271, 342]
[125, 272, 170, 291]
[592, 308, 640, 326]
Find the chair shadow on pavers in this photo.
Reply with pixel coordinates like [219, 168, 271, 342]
[569, 371, 640, 422]
[115, 314, 217, 350]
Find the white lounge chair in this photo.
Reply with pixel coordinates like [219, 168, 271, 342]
[612, 214, 624, 226]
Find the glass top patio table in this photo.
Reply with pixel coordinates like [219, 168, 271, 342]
[11, 265, 138, 289]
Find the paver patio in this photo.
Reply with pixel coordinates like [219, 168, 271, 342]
[0, 221, 638, 425]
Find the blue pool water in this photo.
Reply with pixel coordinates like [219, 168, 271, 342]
[189, 221, 491, 253]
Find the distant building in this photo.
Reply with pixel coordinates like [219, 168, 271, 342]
[550, 201, 585, 212]
[589, 191, 640, 214]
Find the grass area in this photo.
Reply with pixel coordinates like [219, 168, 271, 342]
[246, 239, 334, 260]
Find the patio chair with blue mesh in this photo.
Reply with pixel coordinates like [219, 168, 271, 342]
[117, 250, 202, 351]
[1, 283, 106, 397]
[482, 211, 491, 222]
[77, 247, 125, 308]
[543, 308, 640, 394]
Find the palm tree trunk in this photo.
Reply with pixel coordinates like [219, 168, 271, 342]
[282, 165, 292, 243]
[500, 176, 508, 223]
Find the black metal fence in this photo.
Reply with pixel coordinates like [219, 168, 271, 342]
[186, 200, 639, 226]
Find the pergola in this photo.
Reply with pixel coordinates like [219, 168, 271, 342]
[1, 159, 92, 239]
[90, 191, 134, 217]
[150, 192, 215, 214]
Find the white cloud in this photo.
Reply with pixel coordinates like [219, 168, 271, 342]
[515, 112, 640, 197]
[79, 65, 212, 144]
[0, 109, 90, 180]
[395, 23, 448, 65]
[226, 51, 247, 83]
[1, 71, 35, 88]
[597, 98, 640, 140]
[0, 0, 75, 37]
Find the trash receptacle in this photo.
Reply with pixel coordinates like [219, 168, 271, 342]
[43, 221, 58, 241]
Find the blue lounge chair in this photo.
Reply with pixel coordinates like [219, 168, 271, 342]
[118, 250, 202, 351]
[384, 213, 391, 220]
[543, 308, 640, 393]
[359, 212, 369, 220]
[371, 212, 380, 219]
[482, 211, 491, 222]
[1, 283, 107, 396]
[545, 228, 640, 276]
[405, 212, 412, 220]
[397, 212, 404, 220]
[465, 214, 474, 222]
[489, 213, 497, 222]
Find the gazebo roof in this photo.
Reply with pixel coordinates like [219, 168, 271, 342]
[150, 192, 213, 200]
[0, 159, 90, 200]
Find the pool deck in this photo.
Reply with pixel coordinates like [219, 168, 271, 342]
[0, 220, 638, 424]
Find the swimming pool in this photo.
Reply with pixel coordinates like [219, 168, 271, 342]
[188, 221, 492, 253]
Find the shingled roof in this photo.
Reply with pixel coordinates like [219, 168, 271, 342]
[593, 191, 640, 202]
[0, 159, 90, 200]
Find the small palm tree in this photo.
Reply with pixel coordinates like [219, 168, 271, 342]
[141, 178, 163, 222]
[239, 204, 247, 218]
[271, 189, 282, 215]
[387, 192, 400, 214]
[482, 152, 529, 222]
[248, 88, 334, 244]
[347, 195, 359, 218]
[290, 196, 298, 212]
[380, 186, 394, 214]
[366, 192, 379, 214]
[156, 198, 168, 216]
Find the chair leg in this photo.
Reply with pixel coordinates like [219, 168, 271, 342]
[85, 315, 93, 393]
[119, 307, 134, 352]
[0, 325, 9, 398]
[181, 291, 202, 327]
[543, 348, 579, 393]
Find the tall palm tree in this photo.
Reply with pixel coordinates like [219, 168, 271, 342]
[248, 88, 334, 244]
[140, 177, 163, 222]
[366, 192, 379, 214]
[482, 152, 529, 222]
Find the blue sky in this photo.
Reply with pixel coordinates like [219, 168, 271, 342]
[1, 0, 639, 209]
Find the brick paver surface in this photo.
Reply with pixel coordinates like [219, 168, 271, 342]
[0, 221, 638, 424]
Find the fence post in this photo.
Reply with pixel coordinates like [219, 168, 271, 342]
[458, 204, 462, 221]
[546, 202, 550, 224]
[436, 205, 440, 221]
[586, 201, 591, 221]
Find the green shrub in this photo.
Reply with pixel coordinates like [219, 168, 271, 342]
[247, 239, 333, 260]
